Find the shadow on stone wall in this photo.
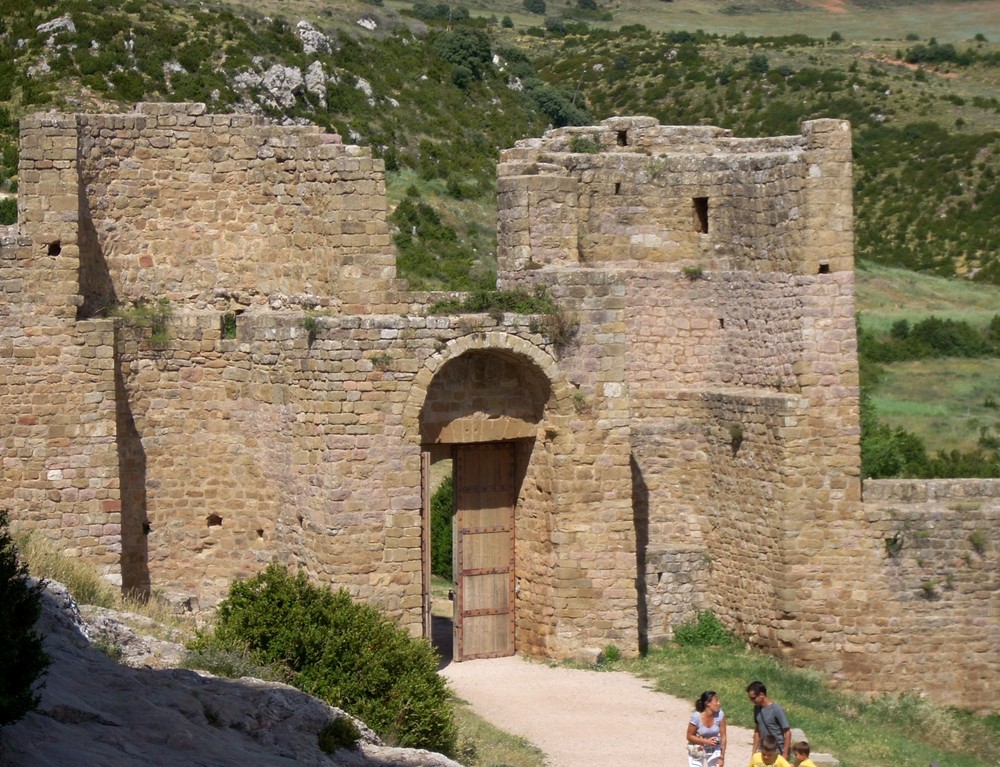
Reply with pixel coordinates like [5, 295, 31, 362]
[631, 454, 649, 654]
[76, 180, 116, 320]
[115, 360, 149, 598]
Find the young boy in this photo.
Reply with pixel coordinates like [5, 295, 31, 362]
[749, 735, 791, 767]
[792, 740, 816, 767]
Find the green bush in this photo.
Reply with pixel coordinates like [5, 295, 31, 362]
[0, 197, 15, 225]
[193, 564, 456, 754]
[318, 716, 361, 753]
[0, 510, 50, 725]
[673, 611, 738, 647]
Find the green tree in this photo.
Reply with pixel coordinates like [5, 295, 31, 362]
[747, 53, 770, 74]
[0, 197, 15, 226]
[433, 28, 493, 82]
[430, 476, 454, 581]
[523, 0, 546, 13]
[0, 510, 50, 725]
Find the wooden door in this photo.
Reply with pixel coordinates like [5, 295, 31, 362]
[453, 442, 516, 661]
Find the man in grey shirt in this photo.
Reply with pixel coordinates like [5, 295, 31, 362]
[746, 680, 791, 759]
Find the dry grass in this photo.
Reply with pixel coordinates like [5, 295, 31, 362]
[856, 262, 1000, 335]
[212, 0, 1000, 43]
[14, 530, 195, 641]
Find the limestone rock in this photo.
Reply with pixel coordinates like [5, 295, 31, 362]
[0, 582, 465, 767]
[305, 61, 328, 108]
[36, 14, 76, 38]
[297, 20, 333, 55]
[261, 65, 305, 109]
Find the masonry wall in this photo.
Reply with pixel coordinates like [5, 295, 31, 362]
[497, 116, 851, 278]
[4, 105, 997, 710]
[0, 230, 122, 577]
[497, 117, 868, 675]
[19, 104, 397, 317]
[862, 479, 999, 711]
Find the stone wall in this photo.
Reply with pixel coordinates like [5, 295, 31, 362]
[3, 105, 996, 711]
[496, 116, 852, 279]
[19, 104, 397, 317]
[862, 479, 999, 711]
[1, 229, 122, 577]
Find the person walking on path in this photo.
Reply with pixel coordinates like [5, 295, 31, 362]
[442, 654, 755, 767]
[746, 681, 791, 759]
[686, 690, 727, 767]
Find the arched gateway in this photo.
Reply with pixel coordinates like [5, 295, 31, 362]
[408, 335, 575, 660]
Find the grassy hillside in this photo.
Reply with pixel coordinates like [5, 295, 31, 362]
[1, 0, 999, 467]
[857, 263, 1000, 456]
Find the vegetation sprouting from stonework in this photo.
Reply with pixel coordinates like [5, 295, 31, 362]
[429, 286, 557, 316]
[188, 564, 457, 755]
[110, 299, 172, 347]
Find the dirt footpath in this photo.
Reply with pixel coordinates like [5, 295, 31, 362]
[442, 655, 754, 767]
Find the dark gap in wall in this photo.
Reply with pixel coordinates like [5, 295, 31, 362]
[693, 197, 709, 234]
[207, 513, 223, 527]
[630, 454, 649, 654]
[614, 182, 621, 195]
[818, 263, 830, 274]
[47, 241, 61, 256]
[617, 130, 628, 146]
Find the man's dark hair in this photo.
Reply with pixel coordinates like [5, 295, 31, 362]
[746, 680, 767, 697]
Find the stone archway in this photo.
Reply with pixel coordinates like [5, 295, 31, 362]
[409, 337, 573, 660]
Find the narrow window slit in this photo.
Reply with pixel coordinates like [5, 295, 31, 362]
[693, 197, 709, 234]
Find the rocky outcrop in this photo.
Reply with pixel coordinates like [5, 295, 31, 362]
[0, 582, 464, 767]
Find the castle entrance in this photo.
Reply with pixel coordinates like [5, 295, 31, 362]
[452, 441, 517, 660]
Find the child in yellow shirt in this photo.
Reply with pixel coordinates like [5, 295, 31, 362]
[749, 735, 791, 767]
[792, 740, 817, 767]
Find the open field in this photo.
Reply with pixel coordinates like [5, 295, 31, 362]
[389, 0, 1000, 42]
[857, 263, 1000, 455]
[869, 357, 1000, 453]
[856, 261, 1000, 334]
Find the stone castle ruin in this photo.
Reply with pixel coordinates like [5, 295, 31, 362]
[1, 104, 996, 710]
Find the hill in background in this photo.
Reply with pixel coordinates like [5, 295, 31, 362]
[1, 0, 998, 468]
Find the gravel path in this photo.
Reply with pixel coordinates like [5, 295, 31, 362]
[441, 655, 754, 767]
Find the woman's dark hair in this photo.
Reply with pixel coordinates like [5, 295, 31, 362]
[695, 690, 717, 712]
